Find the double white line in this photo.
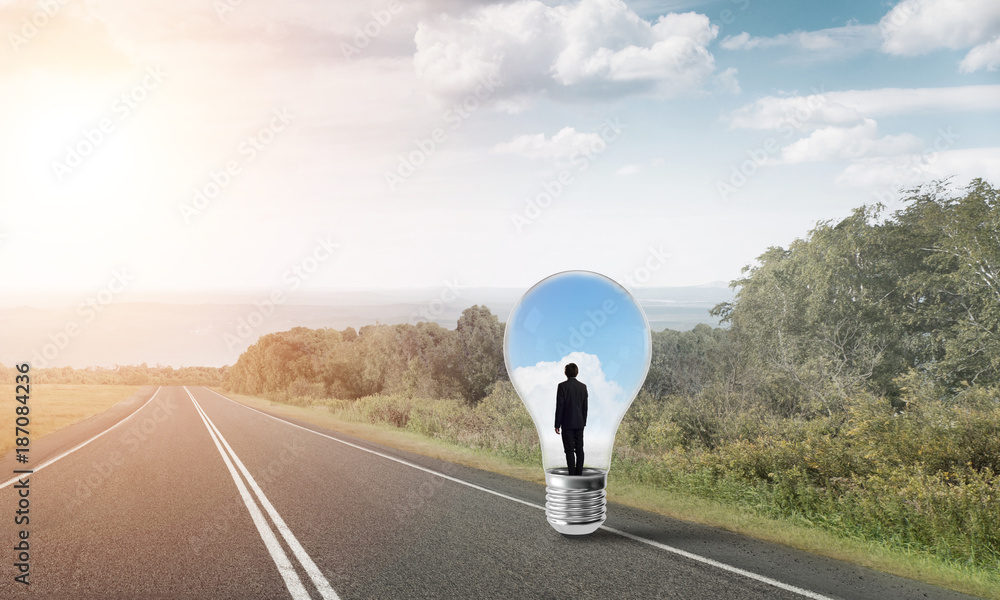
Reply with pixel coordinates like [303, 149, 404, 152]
[203, 387, 835, 600]
[184, 387, 340, 600]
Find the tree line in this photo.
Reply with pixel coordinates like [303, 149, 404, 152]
[713, 178, 1000, 416]
[224, 178, 1000, 449]
[222, 305, 507, 405]
[13, 178, 998, 435]
[15, 178, 990, 577]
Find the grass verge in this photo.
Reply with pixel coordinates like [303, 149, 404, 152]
[213, 388, 998, 600]
[0, 384, 143, 458]
[212, 389, 546, 484]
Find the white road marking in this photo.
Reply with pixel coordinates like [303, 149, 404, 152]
[0, 386, 164, 490]
[186, 388, 311, 600]
[187, 388, 340, 600]
[604, 526, 836, 600]
[187, 387, 341, 600]
[204, 387, 540, 510]
[205, 387, 839, 600]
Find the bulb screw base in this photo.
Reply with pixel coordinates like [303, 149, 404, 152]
[544, 468, 607, 535]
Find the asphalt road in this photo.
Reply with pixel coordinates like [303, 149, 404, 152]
[0, 386, 988, 599]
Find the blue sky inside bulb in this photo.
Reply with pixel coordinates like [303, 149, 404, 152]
[504, 270, 652, 471]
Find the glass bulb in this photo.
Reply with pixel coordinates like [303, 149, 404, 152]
[504, 270, 652, 535]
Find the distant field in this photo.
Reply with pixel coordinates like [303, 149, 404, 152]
[0, 384, 143, 458]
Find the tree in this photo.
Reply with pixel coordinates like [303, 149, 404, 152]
[713, 204, 912, 415]
[454, 305, 507, 405]
[895, 178, 1000, 388]
[713, 178, 1000, 412]
[643, 324, 730, 400]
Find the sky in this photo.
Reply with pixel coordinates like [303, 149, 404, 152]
[1, 0, 998, 301]
[510, 351, 629, 469]
[505, 270, 652, 468]
[504, 270, 650, 385]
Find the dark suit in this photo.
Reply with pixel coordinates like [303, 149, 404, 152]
[555, 376, 588, 475]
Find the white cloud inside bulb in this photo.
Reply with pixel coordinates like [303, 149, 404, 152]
[510, 351, 627, 470]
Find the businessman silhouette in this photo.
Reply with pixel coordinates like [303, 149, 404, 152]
[554, 362, 588, 476]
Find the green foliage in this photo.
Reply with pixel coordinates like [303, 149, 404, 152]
[611, 376, 1000, 571]
[894, 179, 1000, 388]
[644, 324, 731, 399]
[222, 179, 1000, 577]
[290, 380, 540, 465]
[222, 309, 509, 406]
[616, 390, 684, 453]
[715, 178, 1000, 408]
[713, 204, 910, 413]
[454, 305, 507, 405]
[292, 373, 1000, 573]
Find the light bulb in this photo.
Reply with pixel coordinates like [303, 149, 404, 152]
[504, 270, 652, 535]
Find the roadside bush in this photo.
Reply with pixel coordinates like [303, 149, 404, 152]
[266, 371, 1000, 574]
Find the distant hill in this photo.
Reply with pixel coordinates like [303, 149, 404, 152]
[0, 285, 732, 368]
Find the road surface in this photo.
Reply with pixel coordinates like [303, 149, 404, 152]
[0, 386, 986, 599]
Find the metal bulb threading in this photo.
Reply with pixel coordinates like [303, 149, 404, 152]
[544, 467, 607, 535]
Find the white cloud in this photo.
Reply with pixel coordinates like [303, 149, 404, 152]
[720, 31, 753, 50]
[727, 85, 1000, 131]
[960, 35, 1000, 72]
[615, 164, 641, 175]
[879, 0, 1000, 56]
[835, 148, 1000, 192]
[726, 84, 999, 173]
[822, 85, 1000, 116]
[721, 24, 879, 54]
[510, 351, 627, 470]
[493, 127, 606, 160]
[780, 119, 924, 164]
[413, 0, 723, 106]
[726, 92, 863, 132]
[721, 2, 1000, 71]
[714, 66, 741, 94]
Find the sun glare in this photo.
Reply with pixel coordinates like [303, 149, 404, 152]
[2, 71, 178, 286]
